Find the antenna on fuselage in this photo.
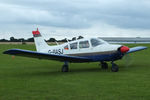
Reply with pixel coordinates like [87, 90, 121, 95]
[66, 39, 69, 43]
[55, 41, 59, 45]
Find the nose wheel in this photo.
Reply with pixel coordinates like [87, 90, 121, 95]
[111, 62, 119, 72]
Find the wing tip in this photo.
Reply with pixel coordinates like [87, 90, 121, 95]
[139, 46, 148, 49]
[3, 50, 11, 54]
[3, 49, 18, 55]
[127, 46, 148, 54]
[3, 51, 7, 54]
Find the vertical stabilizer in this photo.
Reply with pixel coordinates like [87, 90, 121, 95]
[32, 28, 50, 52]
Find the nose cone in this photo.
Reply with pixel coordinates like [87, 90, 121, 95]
[120, 46, 130, 53]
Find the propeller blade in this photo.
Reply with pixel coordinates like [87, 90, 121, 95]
[122, 54, 133, 68]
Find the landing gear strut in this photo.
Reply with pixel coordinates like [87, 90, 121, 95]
[62, 62, 69, 72]
[101, 62, 108, 69]
[111, 62, 119, 72]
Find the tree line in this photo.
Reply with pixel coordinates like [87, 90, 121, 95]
[0, 36, 84, 42]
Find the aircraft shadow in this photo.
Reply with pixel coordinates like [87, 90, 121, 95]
[14, 67, 110, 77]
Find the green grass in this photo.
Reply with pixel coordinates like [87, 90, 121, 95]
[0, 44, 150, 100]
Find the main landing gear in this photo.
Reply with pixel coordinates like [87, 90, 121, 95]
[100, 62, 119, 72]
[62, 62, 69, 72]
[101, 62, 108, 69]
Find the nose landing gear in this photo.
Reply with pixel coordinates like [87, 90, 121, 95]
[111, 62, 119, 72]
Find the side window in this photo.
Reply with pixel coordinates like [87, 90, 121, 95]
[64, 45, 69, 50]
[79, 41, 90, 49]
[70, 42, 77, 49]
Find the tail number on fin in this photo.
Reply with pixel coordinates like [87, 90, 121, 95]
[48, 49, 63, 55]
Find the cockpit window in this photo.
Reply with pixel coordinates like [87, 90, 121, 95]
[79, 41, 90, 48]
[91, 38, 103, 47]
[70, 42, 77, 49]
[64, 45, 69, 50]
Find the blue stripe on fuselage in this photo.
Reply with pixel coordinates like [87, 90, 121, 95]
[80, 52, 123, 62]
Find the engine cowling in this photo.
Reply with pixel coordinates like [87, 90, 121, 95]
[119, 46, 130, 53]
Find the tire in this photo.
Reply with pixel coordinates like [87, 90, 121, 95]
[101, 62, 108, 69]
[62, 65, 69, 72]
[111, 63, 119, 72]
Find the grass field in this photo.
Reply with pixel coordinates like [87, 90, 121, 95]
[0, 44, 150, 100]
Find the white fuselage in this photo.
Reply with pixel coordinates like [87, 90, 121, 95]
[39, 38, 122, 57]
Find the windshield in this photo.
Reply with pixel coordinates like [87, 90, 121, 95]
[90, 38, 104, 47]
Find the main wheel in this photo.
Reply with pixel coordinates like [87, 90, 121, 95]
[101, 62, 108, 69]
[62, 65, 69, 72]
[111, 63, 119, 72]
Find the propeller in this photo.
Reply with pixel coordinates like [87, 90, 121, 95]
[119, 46, 133, 68]
[122, 54, 133, 68]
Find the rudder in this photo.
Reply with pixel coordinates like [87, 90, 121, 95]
[32, 28, 50, 52]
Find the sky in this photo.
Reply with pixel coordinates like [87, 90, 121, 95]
[0, 0, 150, 40]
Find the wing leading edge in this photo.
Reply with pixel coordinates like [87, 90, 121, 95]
[127, 46, 147, 54]
[3, 49, 92, 63]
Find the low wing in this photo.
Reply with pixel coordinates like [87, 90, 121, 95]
[3, 49, 92, 63]
[127, 46, 147, 54]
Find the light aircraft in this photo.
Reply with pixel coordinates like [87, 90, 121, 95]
[3, 28, 147, 72]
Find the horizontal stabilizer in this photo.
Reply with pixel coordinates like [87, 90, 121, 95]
[127, 46, 147, 54]
[3, 49, 92, 63]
